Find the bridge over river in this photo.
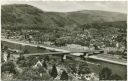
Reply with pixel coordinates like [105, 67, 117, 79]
[1, 38, 127, 79]
[2, 38, 126, 66]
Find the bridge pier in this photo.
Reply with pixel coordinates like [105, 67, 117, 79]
[63, 55, 67, 60]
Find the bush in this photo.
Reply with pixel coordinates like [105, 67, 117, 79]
[41, 72, 51, 80]
[60, 70, 68, 80]
[18, 60, 28, 67]
[22, 49, 29, 54]
[99, 67, 112, 80]
[110, 74, 122, 80]
[1, 72, 14, 80]
[108, 51, 123, 55]
[78, 67, 91, 75]
[27, 56, 38, 66]
[17, 68, 42, 80]
[43, 61, 47, 69]
[17, 55, 26, 63]
[1, 61, 17, 74]
[68, 63, 77, 74]
[78, 62, 90, 75]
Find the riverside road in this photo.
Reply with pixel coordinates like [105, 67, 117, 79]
[1, 38, 127, 66]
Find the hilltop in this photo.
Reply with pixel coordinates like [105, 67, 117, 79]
[1, 4, 127, 30]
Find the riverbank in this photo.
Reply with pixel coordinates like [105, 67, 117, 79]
[1, 38, 127, 66]
[89, 55, 127, 66]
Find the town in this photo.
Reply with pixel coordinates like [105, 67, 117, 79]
[1, 29, 127, 80]
[1, 2, 127, 81]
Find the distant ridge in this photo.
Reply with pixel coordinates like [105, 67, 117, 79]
[1, 4, 127, 29]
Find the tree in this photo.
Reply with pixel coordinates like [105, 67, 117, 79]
[27, 56, 38, 67]
[93, 44, 100, 50]
[68, 63, 77, 74]
[17, 54, 26, 67]
[22, 49, 29, 54]
[41, 72, 51, 80]
[99, 67, 112, 80]
[78, 67, 91, 75]
[17, 68, 42, 80]
[17, 54, 26, 61]
[1, 61, 17, 74]
[61, 55, 64, 62]
[3, 46, 8, 51]
[7, 51, 11, 60]
[78, 62, 90, 75]
[60, 70, 68, 80]
[18, 60, 28, 67]
[44, 55, 49, 62]
[43, 61, 47, 69]
[37, 66, 46, 74]
[50, 64, 58, 79]
[1, 72, 14, 80]
[54, 38, 66, 47]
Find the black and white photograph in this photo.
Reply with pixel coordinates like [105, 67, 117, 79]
[1, 0, 127, 81]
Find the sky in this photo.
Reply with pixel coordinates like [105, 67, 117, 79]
[1, 0, 127, 13]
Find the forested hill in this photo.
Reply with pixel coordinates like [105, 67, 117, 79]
[1, 4, 127, 48]
[1, 4, 127, 30]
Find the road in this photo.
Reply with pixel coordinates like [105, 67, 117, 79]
[90, 55, 127, 65]
[1, 38, 127, 66]
[2, 38, 70, 52]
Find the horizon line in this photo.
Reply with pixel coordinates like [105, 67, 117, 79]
[2, 3, 127, 14]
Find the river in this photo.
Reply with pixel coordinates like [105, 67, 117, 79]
[1, 40, 127, 79]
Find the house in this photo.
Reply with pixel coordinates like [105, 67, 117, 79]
[66, 44, 89, 51]
[33, 60, 42, 69]
[89, 44, 95, 51]
[3, 51, 8, 62]
[44, 41, 53, 46]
